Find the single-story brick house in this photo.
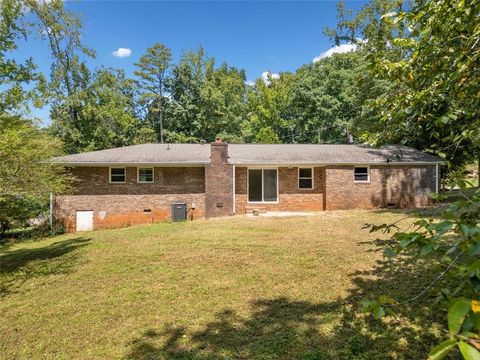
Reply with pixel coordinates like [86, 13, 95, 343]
[52, 139, 442, 231]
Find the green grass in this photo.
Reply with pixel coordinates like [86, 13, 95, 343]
[0, 210, 446, 359]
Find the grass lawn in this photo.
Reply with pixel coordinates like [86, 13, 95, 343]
[0, 210, 446, 359]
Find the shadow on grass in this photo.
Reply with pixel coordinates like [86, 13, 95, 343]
[125, 241, 446, 359]
[127, 297, 340, 360]
[339, 257, 447, 359]
[370, 206, 446, 219]
[0, 237, 91, 297]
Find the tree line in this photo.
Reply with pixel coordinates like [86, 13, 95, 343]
[1, 0, 392, 154]
[3, 0, 478, 172]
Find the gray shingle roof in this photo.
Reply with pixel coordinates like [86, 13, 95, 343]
[52, 143, 211, 165]
[52, 143, 442, 165]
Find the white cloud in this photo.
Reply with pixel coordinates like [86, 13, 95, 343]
[312, 43, 357, 62]
[245, 80, 255, 86]
[112, 48, 132, 58]
[261, 71, 280, 85]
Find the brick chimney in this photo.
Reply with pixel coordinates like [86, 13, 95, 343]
[205, 138, 233, 218]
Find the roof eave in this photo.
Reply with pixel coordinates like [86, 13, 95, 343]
[229, 161, 446, 166]
[53, 161, 210, 166]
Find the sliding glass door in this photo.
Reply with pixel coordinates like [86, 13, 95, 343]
[248, 169, 278, 202]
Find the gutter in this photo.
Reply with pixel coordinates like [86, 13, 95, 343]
[50, 160, 446, 167]
[232, 164, 236, 215]
[228, 161, 446, 166]
[52, 161, 210, 167]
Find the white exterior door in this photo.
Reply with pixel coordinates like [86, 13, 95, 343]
[76, 211, 93, 232]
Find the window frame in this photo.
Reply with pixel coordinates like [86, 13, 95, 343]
[137, 167, 154, 184]
[298, 167, 314, 190]
[353, 166, 370, 183]
[109, 167, 126, 184]
[247, 167, 279, 204]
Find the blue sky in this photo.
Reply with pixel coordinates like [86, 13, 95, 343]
[19, 0, 367, 124]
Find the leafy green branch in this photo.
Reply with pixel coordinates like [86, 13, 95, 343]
[363, 181, 480, 359]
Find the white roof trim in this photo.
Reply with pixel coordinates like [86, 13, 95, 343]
[57, 160, 445, 167]
[229, 161, 445, 166]
[59, 161, 209, 167]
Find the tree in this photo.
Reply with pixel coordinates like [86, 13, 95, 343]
[290, 52, 365, 144]
[134, 43, 172, 143]
[0, 194, 45, 239]
[49, 67, 141, 152]
[324, 0, 406, 48]
[253, 127, 280, 144]
[166, 48, 207, 141]
[0, 115, 72, 237]
[245, 73, 294, 143]
[167, 48, 247, 142]
[367, 0, 480, 177]
[199, 62, 247, 141]
[328, 0, 480, 177]
[25, 0, 145, 153]
[323, 0, 408, 143]
[0, 0, 45, 114]
[337, 0, 480, 357]
[26, 0, 96, 152]
[26, 0, 95, 99]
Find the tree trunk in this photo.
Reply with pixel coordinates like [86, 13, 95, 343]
[478, 156, 480, 188]
[158, 95, 164, 143]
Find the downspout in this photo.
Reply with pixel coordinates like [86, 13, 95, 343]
[49, 192, 54, 227]
[232, 164, 236, 215]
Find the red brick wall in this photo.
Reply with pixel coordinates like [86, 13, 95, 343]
[235, 165, 436, 212]
[325, 165, 437, 210]
[55, 166, 206, 231]
[55, 193, 205, 232]
[56, 158, 437, 231]
[71, 166, 204, 195]
[234, 167, 326, 213]
[205, 142, 233, 217]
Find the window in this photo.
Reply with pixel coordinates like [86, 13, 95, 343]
[248, 169, 262, 202]
[263, 169, 277, 202]
[248, 169, 278, 202]
[110, 167, 126, 183]
[298, 168, 314, 189]
[138, 167, 154, 183]
[354, 167, 370, 182]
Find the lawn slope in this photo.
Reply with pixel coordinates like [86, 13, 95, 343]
[0, 210, 444, 359]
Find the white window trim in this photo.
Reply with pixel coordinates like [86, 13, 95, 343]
[137, 167, 154, 184]
[247, 167, 279, 204]
[298, 167, 314, 190]
[109, 167, 126, 184]
[354, 165, 370, 183]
